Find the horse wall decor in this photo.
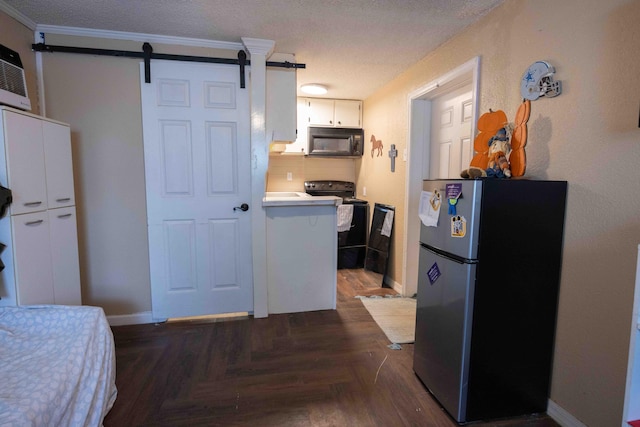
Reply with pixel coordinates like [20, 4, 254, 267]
[370, 135, 383, 158]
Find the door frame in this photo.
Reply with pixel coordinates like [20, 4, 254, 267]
[402, 56, 480, 297]
[242, 38, 275, 318]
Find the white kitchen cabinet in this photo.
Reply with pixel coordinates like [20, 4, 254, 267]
[0, 106, 81, 307]
[283, 98, 311, 154]
[266, 53, 297, 143]
[2, 110, 48, 215]
[265, 204, 338, 314]
[11, 211, 55, 305]
[307, 98, 335, 126]
[43, 121, 75, 208]
[48, 207, 82, 305]
[333, 100, 362, 127]
[306, 98, 362, 128]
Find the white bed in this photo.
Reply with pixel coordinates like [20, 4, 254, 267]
[0, 305, 117, 426]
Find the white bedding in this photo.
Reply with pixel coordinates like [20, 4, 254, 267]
[0, 305, 117, 426]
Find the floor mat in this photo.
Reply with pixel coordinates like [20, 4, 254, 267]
[357, 296, 416, 344]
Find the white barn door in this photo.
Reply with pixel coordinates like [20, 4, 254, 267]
[140, 61, 253, 320]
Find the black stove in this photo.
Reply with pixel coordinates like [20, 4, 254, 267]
[305, 180, 369, 269]
[343, 197, 368, 205]
[304, 181, 363, 201]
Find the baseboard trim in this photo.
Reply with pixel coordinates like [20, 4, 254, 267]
[547, 399, 587, 427]
[107, 311, 154, 326]
[383, 276, 403, 294]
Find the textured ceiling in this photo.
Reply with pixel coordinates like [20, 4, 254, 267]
[3, 0, 503, 100]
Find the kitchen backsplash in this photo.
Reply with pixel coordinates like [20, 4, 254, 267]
[266, 155, 356, 191]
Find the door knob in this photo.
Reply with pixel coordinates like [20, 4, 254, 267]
[233, 203, 249, 212]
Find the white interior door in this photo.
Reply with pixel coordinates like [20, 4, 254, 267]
[429, 85, 473, 179]
[140, 61, 253, 320]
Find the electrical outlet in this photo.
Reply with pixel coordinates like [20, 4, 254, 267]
[362, 186, 367, 196]
[287, 172, 293, 181]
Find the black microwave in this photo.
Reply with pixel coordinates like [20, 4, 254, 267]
[307, 127, 364, 157]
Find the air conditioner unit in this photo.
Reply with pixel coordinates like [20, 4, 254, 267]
[0, 44, 31, 111]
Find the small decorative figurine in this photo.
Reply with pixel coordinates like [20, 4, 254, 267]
[460, 100, 531, 179]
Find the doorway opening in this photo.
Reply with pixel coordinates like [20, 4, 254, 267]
[402, 57, 480, 297]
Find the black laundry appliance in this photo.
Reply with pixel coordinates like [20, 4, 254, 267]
[304, 180, 369, 269]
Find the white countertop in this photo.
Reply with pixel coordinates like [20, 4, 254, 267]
[262, 192, 342, 207]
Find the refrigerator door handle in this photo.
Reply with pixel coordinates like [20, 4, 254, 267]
[420, 243, 478, 265]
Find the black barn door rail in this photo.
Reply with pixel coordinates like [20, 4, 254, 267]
[32, 42, 305, 88]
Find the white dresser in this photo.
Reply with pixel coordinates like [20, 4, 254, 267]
[0, 106, 81, 306]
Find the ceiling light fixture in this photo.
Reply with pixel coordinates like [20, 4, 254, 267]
[300, 84, 328, 95]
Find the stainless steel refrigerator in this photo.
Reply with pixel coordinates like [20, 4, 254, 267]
[414, 178, 567, 423]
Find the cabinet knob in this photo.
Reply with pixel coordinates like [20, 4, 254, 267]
[25, 219, 44, 226]
[24, 201, 42, 207]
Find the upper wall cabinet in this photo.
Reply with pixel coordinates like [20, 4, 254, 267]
[266, 53, 297, 143]
[305, 98, 362, 128]
[42, 121, 75, 209]
[1, 110, 48, 215]
[283, 98, 311, 154]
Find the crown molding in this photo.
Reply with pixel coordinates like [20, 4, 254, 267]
[34, 24, 244, 51]
[0, 0, 37, 30]
[242, 38, 275, 57]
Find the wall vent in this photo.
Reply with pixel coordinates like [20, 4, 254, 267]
[0, 44, 31, 111]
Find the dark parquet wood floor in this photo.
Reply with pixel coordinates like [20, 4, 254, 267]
[104, 269, 558, 427]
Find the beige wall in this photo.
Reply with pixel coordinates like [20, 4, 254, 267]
[0, 12, 39, 114]
[359, 0, 640, 426]
[42, 48, 150, 315]
[266, 155, 356, 192]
